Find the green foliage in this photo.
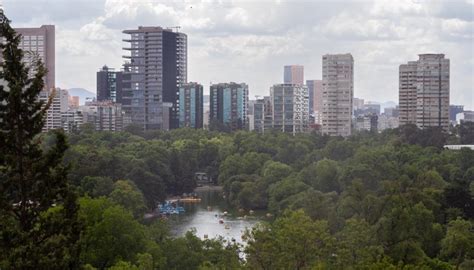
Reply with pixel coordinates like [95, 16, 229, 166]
[245, 210, 335, 269]
[109, 180, 147, 218]
[0, 12, 81, 269]
[78, 197, 148, 268]
[441, 218, 474, 268]
[57, 105, 474, 269]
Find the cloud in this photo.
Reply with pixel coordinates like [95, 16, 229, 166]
[2, 0, 473, 109]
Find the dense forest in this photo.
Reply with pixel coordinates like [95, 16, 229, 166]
[48, 122, 474, 269]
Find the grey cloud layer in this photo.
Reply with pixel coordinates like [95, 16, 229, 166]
[4, 0, 473, 109]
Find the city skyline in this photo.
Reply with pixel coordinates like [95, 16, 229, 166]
[2, 0, 473, 109]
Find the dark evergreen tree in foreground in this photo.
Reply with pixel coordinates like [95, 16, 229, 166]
[0, 11, 81, 269]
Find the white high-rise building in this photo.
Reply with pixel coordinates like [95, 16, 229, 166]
[321, 53, 354, 137]
[39, 88, 69, 132]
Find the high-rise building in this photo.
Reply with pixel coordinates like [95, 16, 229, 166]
[122, 26, 187, 130]
[284, 65, 304, 85]
[178, 82, 203, 129]
[449, 105, 464, 124]
[97, 65, 123, 103]
[378, 114, 399, 131]
[399, 54, 450, 131]
[399, 61, 418, 125]
[353, 97, 365, 112]
[81, 101, 124, 131]
[306, 79, 322, 115]
[253, 96, 273, 133]
[354, 114, 378, 133]
[271, 84, 309, 134]
[13, 25, 55, 91]
[39, 88, 69, 132]
[306, 80, 323, 124]
[321, 53, 354, 137]
[210, 82, 249, 130]
[61, 110, 84, 133]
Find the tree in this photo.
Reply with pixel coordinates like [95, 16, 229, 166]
[440, 218, 474, 269]
[459, 122, 474, 144]
[0, 12, 81, 268]
[78, 197, 148, 268]
[109, 180, 147, 218]
[245, 210, 335, 269]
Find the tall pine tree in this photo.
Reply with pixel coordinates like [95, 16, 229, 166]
[0, 11, 81, 269]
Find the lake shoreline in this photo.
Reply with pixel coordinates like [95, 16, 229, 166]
[194, 185, 223, 192]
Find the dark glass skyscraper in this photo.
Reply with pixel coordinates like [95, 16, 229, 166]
[96, 65, 123, 103]
[122, 26, 187, 130]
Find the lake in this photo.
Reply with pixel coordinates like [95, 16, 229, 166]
[167, 186, 262, 244]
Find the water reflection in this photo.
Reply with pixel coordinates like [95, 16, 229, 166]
[168, 187, 261, 244]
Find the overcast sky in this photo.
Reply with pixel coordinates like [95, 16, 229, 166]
[3, 0, 473, 109]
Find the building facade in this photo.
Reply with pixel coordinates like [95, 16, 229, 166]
[449, 105, 464, 124]
[284, 65, 304, 85]
[122, 26, 187, 130]
[253, 96, 273, 133]
[399, 54, 450, 131]
[13, 25, 55, 91]
[61, 110, 84, 133]
[39, 88, 69, 132]
[97, 65, 123, 103]
[354, 114, 378, 133]
[308, 80, 323, 124]
[178, 82, 203, 129]
[321, 53, 354, 137]
[210, 82, 249, 130]
[399, 61, 418, 125]
[81, 101, 124, 131]
[271, 84, 309, 134]
[378, 115, 399, 131]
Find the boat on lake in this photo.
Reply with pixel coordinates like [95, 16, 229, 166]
[158, 201, 185, 215]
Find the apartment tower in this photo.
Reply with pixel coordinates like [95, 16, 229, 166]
[271, 84, 309, 134]
[399, 54, 449, 131]
[321, 53, 354, 137]
[210, 82, 249, 130]
[97, 65, 123, 103]
[122, 26, 187, 130]
[178, 82, 203, 129]
[307, 79, 323, 123]
[14, 25, 55, 91]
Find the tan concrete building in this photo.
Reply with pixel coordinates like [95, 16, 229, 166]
[321, 53, 354, 137]
[399, 54, 450, 131]
[284, 65, 304, 85]
[14, 25, 55, 91]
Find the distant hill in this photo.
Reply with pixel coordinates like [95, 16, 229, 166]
[68, 88, 95, 105]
